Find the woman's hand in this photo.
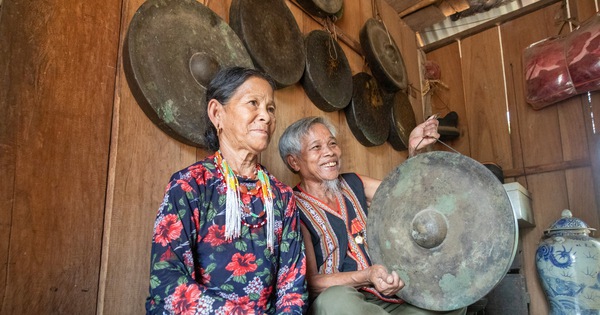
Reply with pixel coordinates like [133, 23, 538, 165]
[408, 115, 440, 157]
[367, 264, 404, 296]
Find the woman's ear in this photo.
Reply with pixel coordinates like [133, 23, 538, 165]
[207, 99, 223, 126]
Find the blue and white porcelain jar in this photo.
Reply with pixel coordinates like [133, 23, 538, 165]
[536, 209, 600, 314]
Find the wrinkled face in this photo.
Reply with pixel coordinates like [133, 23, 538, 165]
[293, 123, 342, 183]
[219, 77, 276, 154]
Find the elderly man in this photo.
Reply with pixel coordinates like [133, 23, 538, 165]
[278, 116, 466, 315]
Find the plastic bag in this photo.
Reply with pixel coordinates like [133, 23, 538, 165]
[524, 36, 576, 110]
[566, 14, 600, 94]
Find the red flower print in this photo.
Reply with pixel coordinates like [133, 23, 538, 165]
[192, 208, 200, 232]
[155, 214, 183, 247]
[257, 286, 273, 309]
[277, 293, 304, 312]
[177, 179, 193, 193]
[199, 268, 211, 285]
[170, 283, 201, 315]
[204, 225, 227, 247]
[225, 253, 258, 276]
[159, 247, 174, 261]
[278, 266, 298, 289]
[223, 296, 256, 315]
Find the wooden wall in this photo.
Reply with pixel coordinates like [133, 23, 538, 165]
[1, 0, 422, 314]
[0, 0, 121, 313]
[426, 1, 600, 314]
[2, 0, 599, 314]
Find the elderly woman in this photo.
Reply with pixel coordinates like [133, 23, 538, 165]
[278, 116, 465, 315]
[145, 67, 307, 314]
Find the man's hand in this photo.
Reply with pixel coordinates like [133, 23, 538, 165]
[408, 115, 440, 156]
[367, 264, 404, 296]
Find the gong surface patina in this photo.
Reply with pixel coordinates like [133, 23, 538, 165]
[367, 151, 518, 311]
[124, 0, 253, 148]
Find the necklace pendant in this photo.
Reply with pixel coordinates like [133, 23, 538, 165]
[354, 233, 364, 245]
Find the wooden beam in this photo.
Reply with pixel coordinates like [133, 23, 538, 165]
[399, 0, 437, 17]
[504, 158, 591, 178]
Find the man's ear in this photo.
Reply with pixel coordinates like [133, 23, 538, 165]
[286, 155, 300, 172]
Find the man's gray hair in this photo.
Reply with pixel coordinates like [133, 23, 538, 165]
[278, 116, 337, 173]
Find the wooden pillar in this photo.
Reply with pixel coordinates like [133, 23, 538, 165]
[0, 0, 121, 313]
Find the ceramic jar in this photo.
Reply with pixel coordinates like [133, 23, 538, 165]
[536, 209, 600, 314]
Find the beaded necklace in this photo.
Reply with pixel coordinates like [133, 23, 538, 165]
[215, 150, 275, 251]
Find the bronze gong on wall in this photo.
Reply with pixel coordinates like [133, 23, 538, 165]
[295, 0, 343, 18]
[386, 90, 416, 151]
[123, 0, 253, 148]
[345, 72, 391, 147]
[230, 0, 305, 88]
[367, 151, 518, 311]
[360, 18, 408, 93]
[302, 30, 352, 112]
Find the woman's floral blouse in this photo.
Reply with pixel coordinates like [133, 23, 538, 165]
[145, 154, 307, 314]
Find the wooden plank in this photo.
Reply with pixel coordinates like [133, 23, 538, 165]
[384, 0, 422, 13]
[398, 0, 436, 17]
[570, 0, 599, 25]
[438, 0, 470, 16]
[503, 158, 590, 177]
[0, 0, 16, 306]
[401, 5, 446, 31]
[0, 0, 120, 313]
[426, 42, 471, 155]
[500, 2, 566, 170]
[584, 91, 600, 227]
[460, 27, 513, 168]
[96, 0, 201, 314]
[520, 171, 570, 315]
[566, 167, 600, 227]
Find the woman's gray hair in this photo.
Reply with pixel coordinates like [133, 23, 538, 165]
[278, 116, 337, 173]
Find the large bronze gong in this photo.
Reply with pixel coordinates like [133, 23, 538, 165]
[123, 0, 253, 148]
[230, 0, 305, 88]
[367, 151, 518, 311]
[359, 18, 408, 92]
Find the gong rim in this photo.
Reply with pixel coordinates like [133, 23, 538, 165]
[124, 0, 253, 148]
[367, 151, 518, 311]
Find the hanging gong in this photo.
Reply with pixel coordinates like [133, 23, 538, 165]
[295, 0, 343, 18]
[385, 91, 416, 151]
[229, 0, 305, 88]
[302, 30, 352, 112]
[123, 0, 253, 148]
[367, 151, 518, 311]
[359, 18, 408, 93]
[345, 72, 390, 146]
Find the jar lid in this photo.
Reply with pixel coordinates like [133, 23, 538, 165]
[545, 209, 596, 233]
